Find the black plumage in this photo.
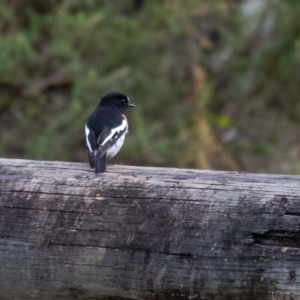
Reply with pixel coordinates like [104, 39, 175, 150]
[85, 92, 135, 173]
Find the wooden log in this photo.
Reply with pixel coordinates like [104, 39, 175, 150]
[0, 158, 300, 300]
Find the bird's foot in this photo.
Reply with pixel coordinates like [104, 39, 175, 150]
[114, 156, 121, 165]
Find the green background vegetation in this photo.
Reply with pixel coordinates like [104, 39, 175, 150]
[1, 0, 300, 174]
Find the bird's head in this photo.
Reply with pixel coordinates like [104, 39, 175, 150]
[99, 92, 135, 113]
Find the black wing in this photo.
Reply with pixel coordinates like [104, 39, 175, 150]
[95, 123, 127, 160]
[86, 128, 97, 168]
[86, 107, 127, 161]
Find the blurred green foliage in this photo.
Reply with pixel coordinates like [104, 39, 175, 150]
[1, 0, 300, 174]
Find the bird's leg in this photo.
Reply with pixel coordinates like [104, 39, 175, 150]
[114, 156, 121, 165]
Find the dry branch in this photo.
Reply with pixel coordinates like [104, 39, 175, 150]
[0, 158, 300, 300]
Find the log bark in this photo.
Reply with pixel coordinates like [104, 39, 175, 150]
[0, 158, 300, 300]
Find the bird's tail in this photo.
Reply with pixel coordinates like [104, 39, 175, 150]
[95, 153, 106, 174]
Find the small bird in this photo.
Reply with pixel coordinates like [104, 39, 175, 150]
[85, 92, 135, 173]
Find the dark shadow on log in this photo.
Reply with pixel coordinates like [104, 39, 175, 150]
[0, 158, 300, 299]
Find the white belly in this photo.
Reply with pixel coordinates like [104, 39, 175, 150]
[107, 133, 126, 157]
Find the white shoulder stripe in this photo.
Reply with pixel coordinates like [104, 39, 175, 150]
[101, 119, 128, 145]
[85, 124, 93, 152]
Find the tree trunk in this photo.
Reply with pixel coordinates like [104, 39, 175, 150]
[0, 158, 300, 300]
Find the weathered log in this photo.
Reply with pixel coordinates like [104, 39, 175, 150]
[0, 158, 300, 300]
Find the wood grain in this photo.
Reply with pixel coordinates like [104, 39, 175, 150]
[0, 158, 300, 299]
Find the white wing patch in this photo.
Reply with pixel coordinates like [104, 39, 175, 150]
[86, 116, 128, 162]
[101, 118, 128, 146]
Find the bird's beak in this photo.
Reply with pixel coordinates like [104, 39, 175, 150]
[128, 103, 135, 108]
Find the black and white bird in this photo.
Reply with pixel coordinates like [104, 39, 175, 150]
[85, 92, 135, 173]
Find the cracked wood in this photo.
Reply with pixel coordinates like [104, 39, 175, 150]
[0, 158, 300, 299]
